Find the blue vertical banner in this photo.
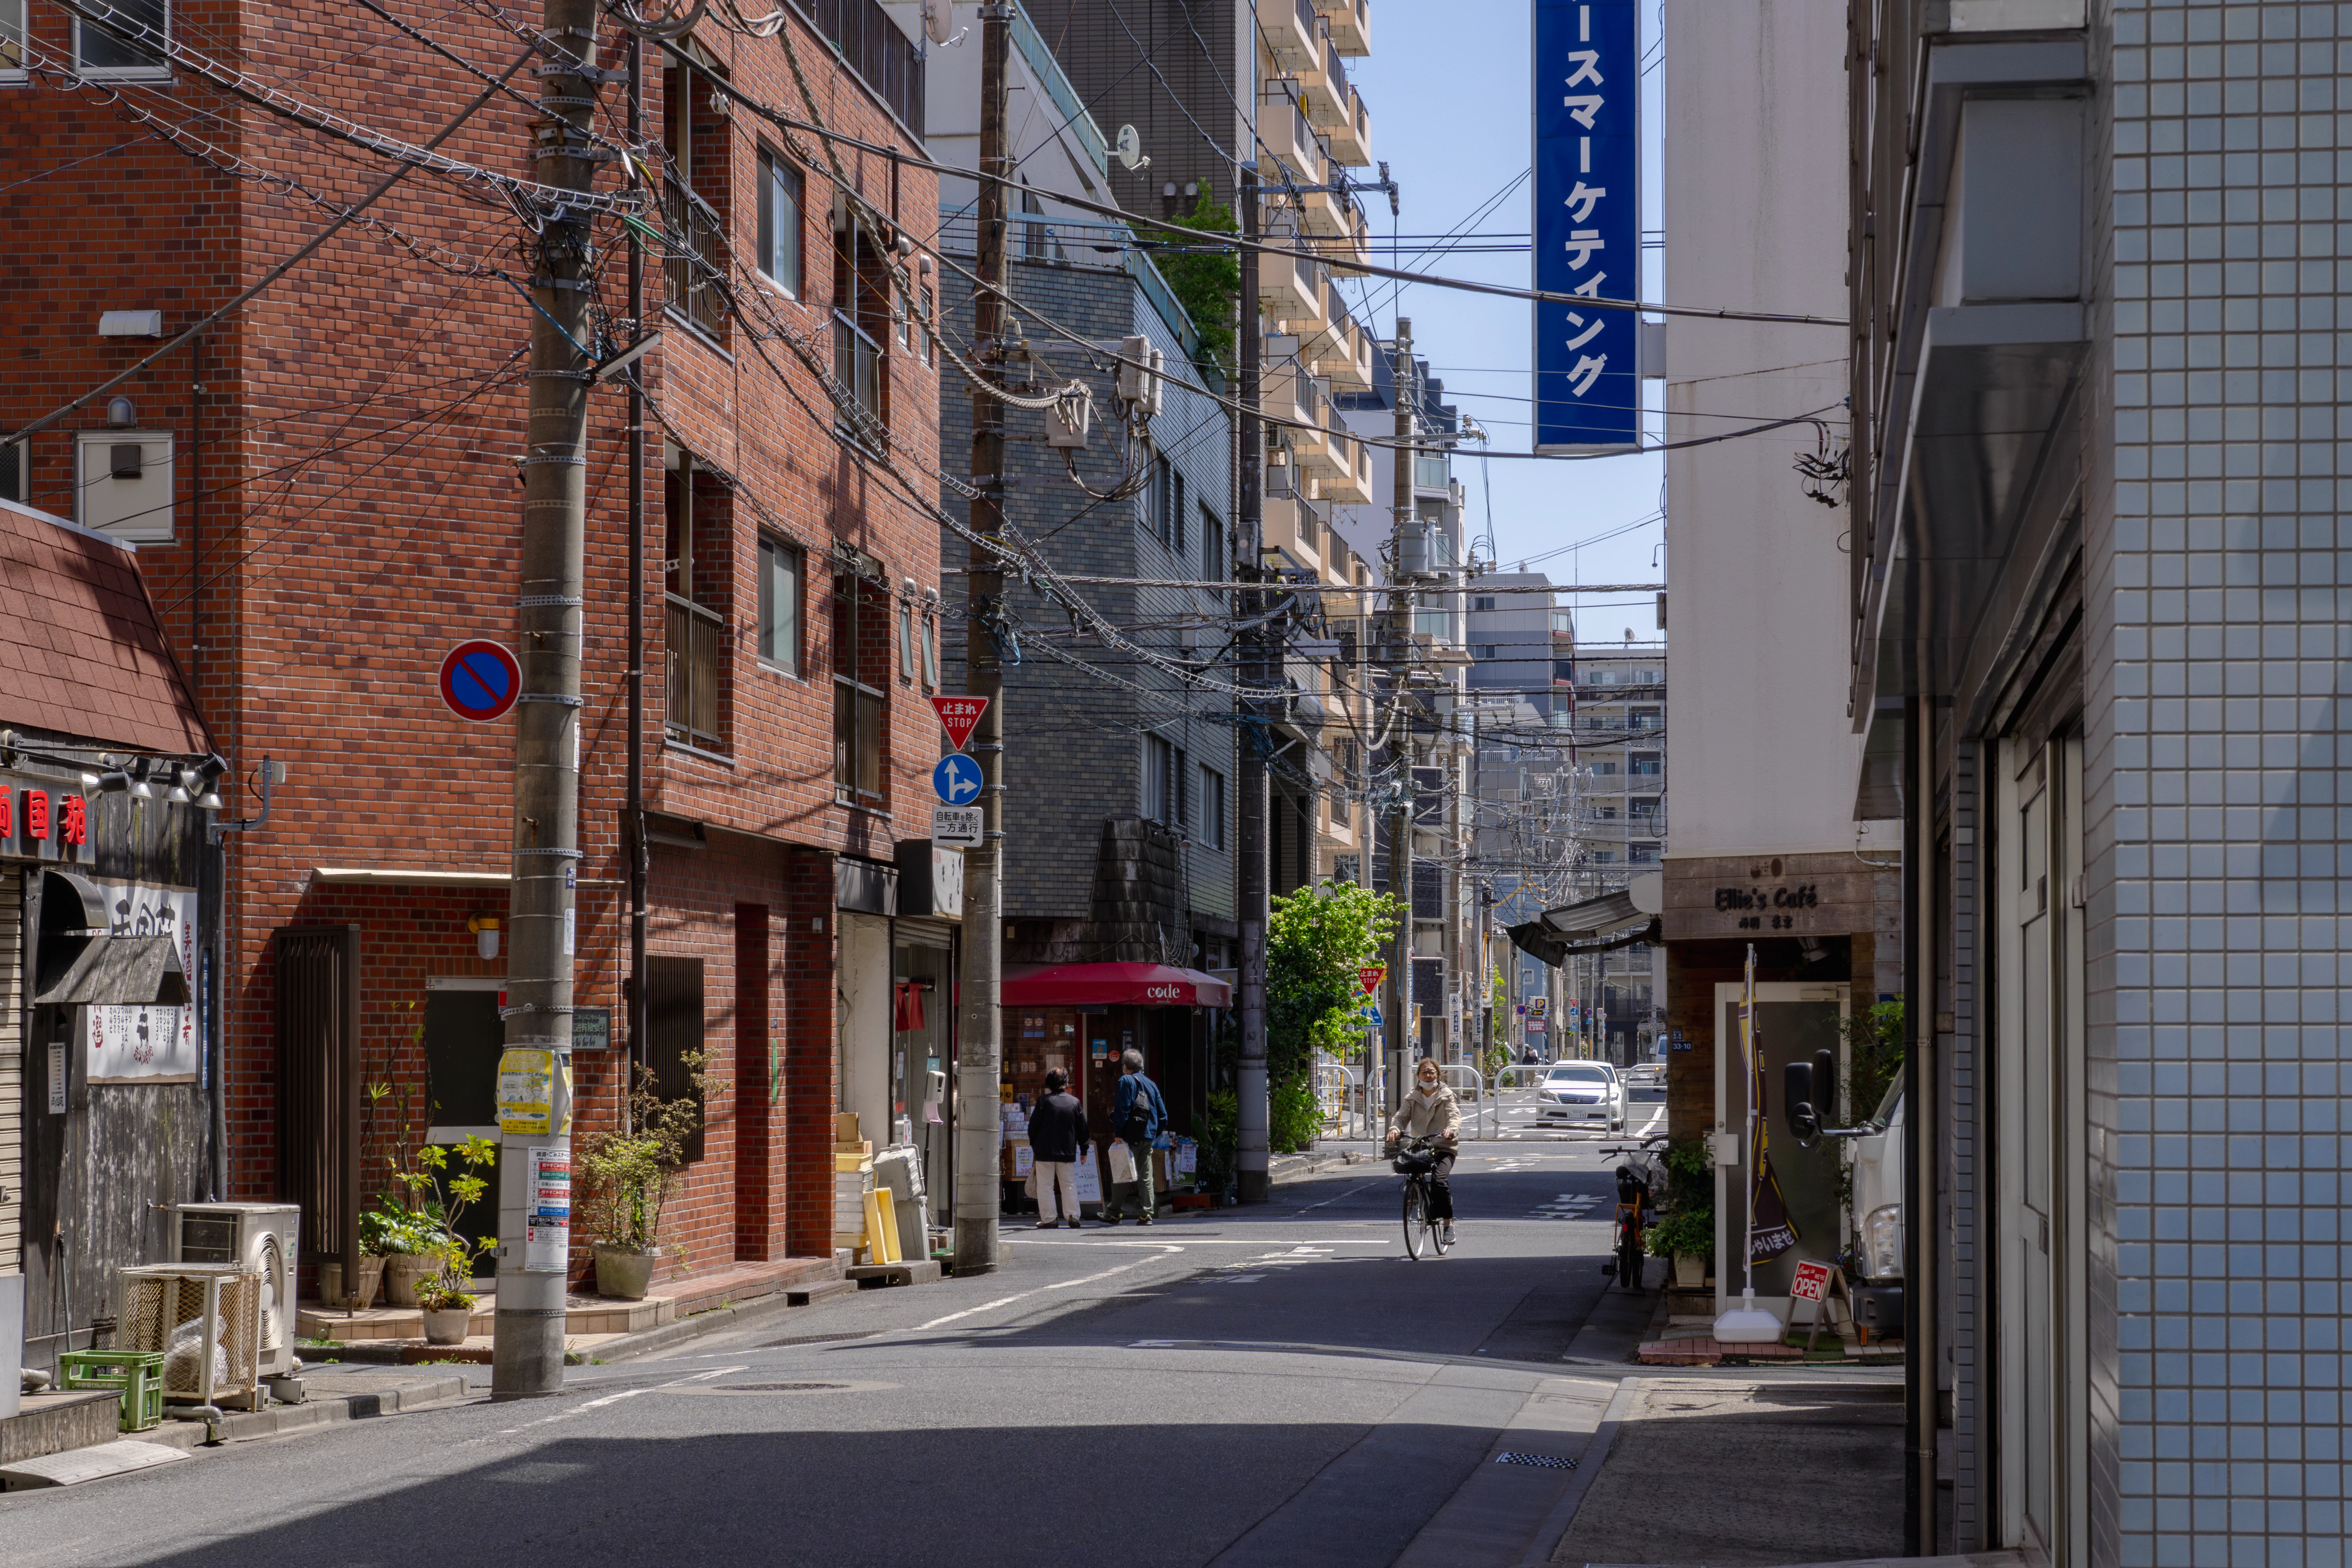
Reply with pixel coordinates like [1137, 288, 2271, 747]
[1533, 0, 1640, 452]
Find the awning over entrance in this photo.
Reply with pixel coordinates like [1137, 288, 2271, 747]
[1506, 872, 1662, 968]
[1002, 962, 1232, 1008]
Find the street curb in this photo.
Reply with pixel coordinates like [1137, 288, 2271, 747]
[580, 1284, 855, 1366]
[1514, 1374, 1645, 1567]
[137, 1372, 473, 1452]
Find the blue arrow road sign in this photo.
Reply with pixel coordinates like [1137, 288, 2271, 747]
[932, 753, 984, 806]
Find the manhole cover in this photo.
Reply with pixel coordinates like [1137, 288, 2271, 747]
[719, 1382, 853, 1392]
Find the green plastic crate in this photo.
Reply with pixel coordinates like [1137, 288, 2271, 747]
[60, 1350, 167, 1432]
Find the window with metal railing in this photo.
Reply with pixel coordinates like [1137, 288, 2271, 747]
[832, 309, 882, 438]
[664, 458, 729, 752]
[665, 183, 729, 338]
[666, 595, 724, 750]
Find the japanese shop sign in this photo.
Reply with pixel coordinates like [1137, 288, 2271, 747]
[86, 1004, 198, 1083]
[1534, 0, 1640, 452]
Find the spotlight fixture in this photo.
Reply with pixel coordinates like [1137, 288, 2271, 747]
[191, 755, 227, 811]
[126, 759, 155, 799]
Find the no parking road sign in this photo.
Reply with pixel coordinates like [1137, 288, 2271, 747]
[439, 639, 522, 722]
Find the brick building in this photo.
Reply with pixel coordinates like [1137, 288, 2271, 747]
[0, 0, 953, 1314]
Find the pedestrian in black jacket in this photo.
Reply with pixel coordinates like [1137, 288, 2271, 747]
[1025, 1071, 1091, 1229]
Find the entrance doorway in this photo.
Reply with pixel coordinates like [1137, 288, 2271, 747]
[1712, 981, 1849, 1308]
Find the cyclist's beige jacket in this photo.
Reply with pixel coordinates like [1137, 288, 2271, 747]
[1388, 1084, 1461, 1149]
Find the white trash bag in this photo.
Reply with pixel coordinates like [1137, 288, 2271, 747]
[164, 1316, 229, 1395]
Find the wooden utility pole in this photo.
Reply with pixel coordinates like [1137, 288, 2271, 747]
[492, 0, 600, 1396]
[1235, 176, 1269, 1203]
[954, 0, 1011, 1273]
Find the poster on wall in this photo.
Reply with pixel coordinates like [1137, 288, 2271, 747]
[80, 878, 204, 1083]
[85, 1005, 197, 1083]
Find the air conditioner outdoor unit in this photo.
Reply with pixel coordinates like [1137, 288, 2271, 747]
[173, 1202, 301, 1380]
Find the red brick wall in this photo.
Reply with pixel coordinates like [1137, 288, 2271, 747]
[2, 3, 940, 1279]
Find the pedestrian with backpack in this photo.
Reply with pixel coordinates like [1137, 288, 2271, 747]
[1100, 1049, 1168, 1225]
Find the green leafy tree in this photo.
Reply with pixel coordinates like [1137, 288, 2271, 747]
[1141, 188, 1240, 372]
[1267, 879, 1405, 1098]
[1839, 997, 1906, 1122]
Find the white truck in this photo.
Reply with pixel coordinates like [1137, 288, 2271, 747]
[1785, 1056, 1906, 1337]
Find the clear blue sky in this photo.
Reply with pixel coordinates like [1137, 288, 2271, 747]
[1339, 0, 1666, 640]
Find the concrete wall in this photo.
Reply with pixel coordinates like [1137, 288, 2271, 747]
[1661, 0, 1896, 861]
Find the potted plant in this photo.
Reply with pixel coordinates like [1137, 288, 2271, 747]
[577, 1053, 726, 1300]
[407, 1135, 496, 1344]
[1647, 1140, 1717, 1288]
[367, 1198, 446, 1306]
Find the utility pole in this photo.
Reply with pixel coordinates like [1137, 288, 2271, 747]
[492, 0, 599, 1396]
[1235, 171, 1270, 1204]
[954, 0, 1011, 1273]
[1383, 319, 1414, 1114]
[624, 14, 648, 1132]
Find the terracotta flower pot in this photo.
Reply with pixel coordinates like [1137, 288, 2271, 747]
[1672, 1253, 1706, 1289]
[595, 1245, 660, 1301]
[421, 1306, 473, 1346]
[383, 1254, 434, 1307]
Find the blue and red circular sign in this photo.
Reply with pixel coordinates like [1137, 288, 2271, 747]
[438, 639, 522, 722]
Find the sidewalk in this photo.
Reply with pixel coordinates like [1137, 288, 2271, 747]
[1545, 1375, 1907, 1566]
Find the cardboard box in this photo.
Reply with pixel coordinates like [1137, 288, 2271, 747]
[835, 1112, 862, 1147]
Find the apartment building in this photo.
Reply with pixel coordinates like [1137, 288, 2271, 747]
[0, 0, 946, 1317]
[925, 1, 1240, 1140]
[1847, 3, 2352, 1562]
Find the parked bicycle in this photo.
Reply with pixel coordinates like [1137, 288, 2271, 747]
[1596, 1133, 1668, 1289]
[1393, 1134, 1452, 1260]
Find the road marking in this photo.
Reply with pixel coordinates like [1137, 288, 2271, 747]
[913, 1246, 1182, 1330]
[484, 1365, 746, 1439]
[1291, 1179, 1382, 1215]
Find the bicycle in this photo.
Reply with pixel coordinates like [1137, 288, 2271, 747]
[1392, 1135, 1452, 1260]
[1596, 1133, 1668, 1289]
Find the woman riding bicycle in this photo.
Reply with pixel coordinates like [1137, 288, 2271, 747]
[1385, 1057, 1461, 1246]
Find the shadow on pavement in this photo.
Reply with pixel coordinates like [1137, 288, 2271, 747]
[82, 1419, 1500, 1568]
[1552, 1377, 1905, 1566]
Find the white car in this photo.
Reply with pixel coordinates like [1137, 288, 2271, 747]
[1535, 1062, 1626, 1131]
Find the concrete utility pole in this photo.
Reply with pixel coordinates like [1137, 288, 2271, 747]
[1235, 173, 1270, 1205]
[492, 0, 599, 1396]
[624, 19, 648, 1128]
[1382, 319, 1414, 1114]
[954, 0, 1011, 1274]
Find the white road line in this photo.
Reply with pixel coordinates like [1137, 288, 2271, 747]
[913, 1246, 1182, 1330]
[485, 1365, 746, 1439]
[1290, 1179, 1383, 1215]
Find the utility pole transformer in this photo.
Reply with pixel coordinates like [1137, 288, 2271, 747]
[1235, 177, 1270, 1204]
[1383, 319, 1415, 1113]
[493, 0, 599, 1396]
[954, 0, 1011, 1274]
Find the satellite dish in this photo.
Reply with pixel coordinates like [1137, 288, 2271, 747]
[1115, 124, 1150, 171]
[922, 0, 950, 45]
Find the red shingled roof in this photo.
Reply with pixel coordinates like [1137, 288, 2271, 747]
[0, 499, 210, 755]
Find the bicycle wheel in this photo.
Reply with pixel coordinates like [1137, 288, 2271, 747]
[1617, 1223, 1641, 1287]
[1430, 1203, 1452, 1256]
[1403, 1181, 1427, 1259]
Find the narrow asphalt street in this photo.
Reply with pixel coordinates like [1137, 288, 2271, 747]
[3, 1150, 1683, 1568]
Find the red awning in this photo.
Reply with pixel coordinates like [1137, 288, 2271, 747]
[1001, 962, 1232, 1008]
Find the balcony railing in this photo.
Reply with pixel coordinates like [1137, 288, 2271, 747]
[792, 0, 924, 136]
[664, 181, 727, 338]
[666, 594, 724, 751]
[832, 309, 882, 441]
